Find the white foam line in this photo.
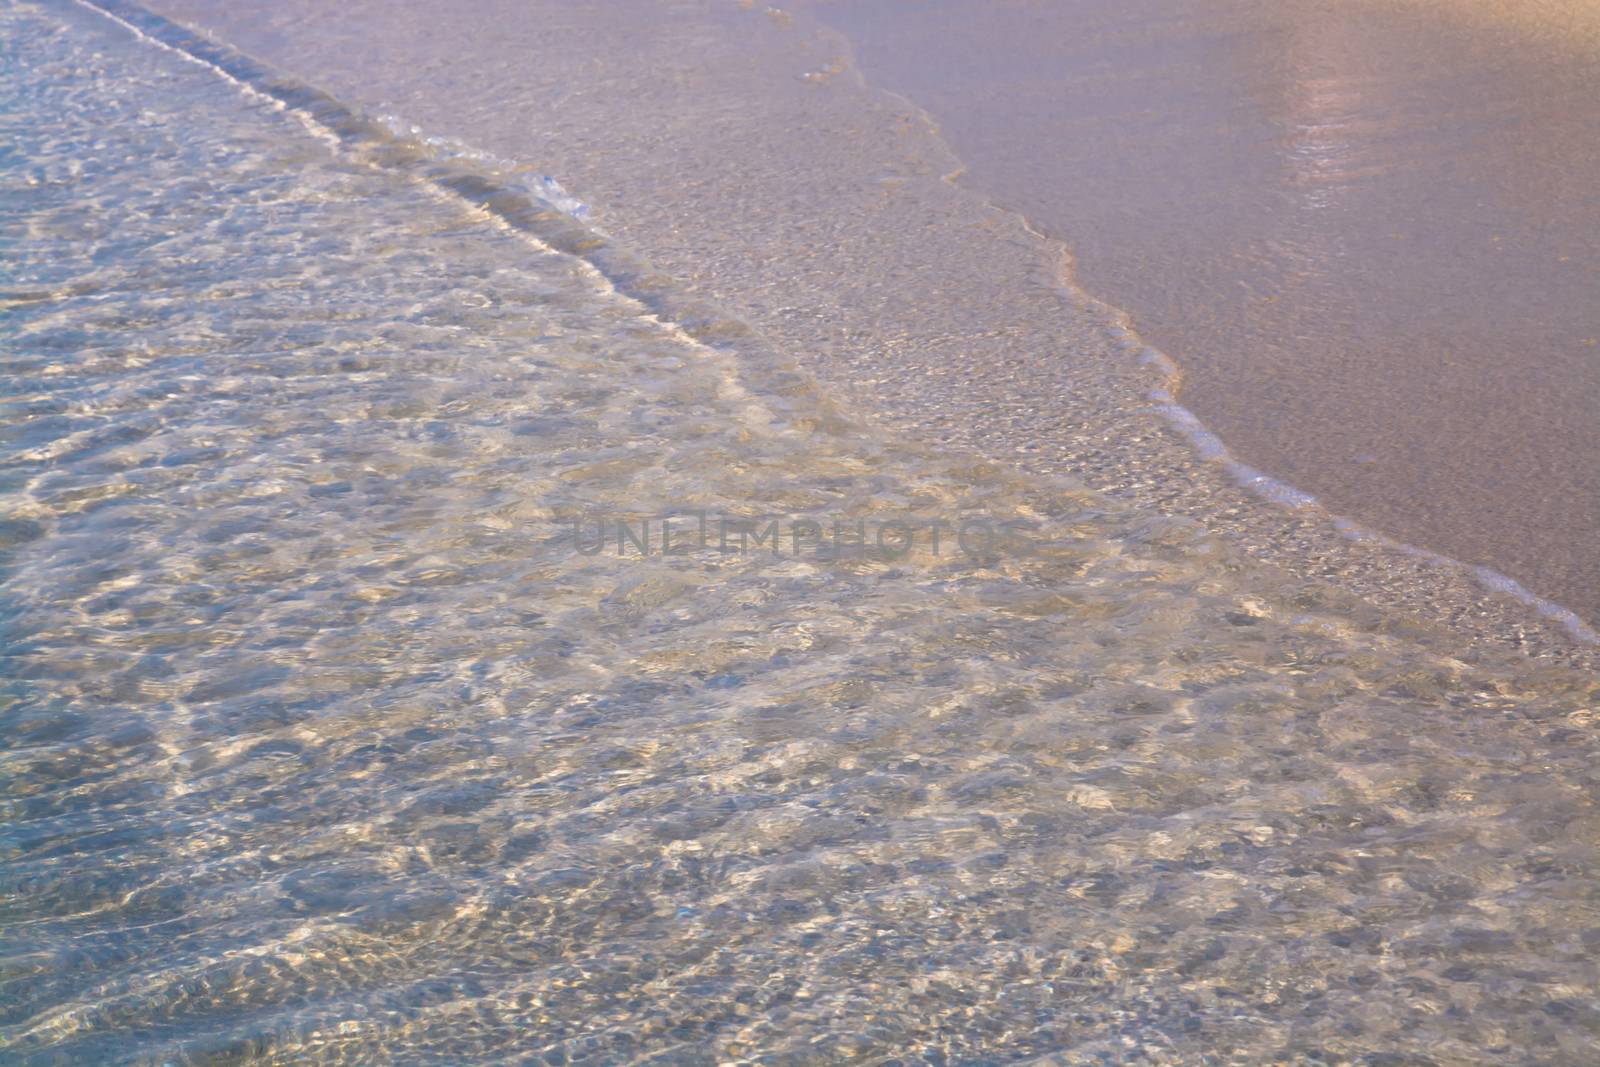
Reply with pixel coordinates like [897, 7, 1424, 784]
[71, 0, 779, 435]
[67, 0, 343, 151]
[1146, 392, 1599, 645]
[1473, 567, 1600, 644]
[374, 112, 594, 223]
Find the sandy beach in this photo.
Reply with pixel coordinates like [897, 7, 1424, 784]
[812, 0, 1600, 627]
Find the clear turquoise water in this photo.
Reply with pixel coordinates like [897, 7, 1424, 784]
[3, 2, 1600, 1063]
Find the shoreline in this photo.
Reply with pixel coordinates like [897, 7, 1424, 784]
[805, 0, 1600, 630]
[135, 0, 1598, 667]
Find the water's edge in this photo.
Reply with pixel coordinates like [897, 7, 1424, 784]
[780, 4, 1600, 651]
[796, 0, 1600, 633]
[82, 0, 1598, 669]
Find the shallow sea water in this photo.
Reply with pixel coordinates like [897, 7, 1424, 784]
[3, 2, 1600, 1064]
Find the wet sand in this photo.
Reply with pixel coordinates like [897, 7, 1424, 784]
[806, 0, 1600, 630]
[140, 0, 1598, 656]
